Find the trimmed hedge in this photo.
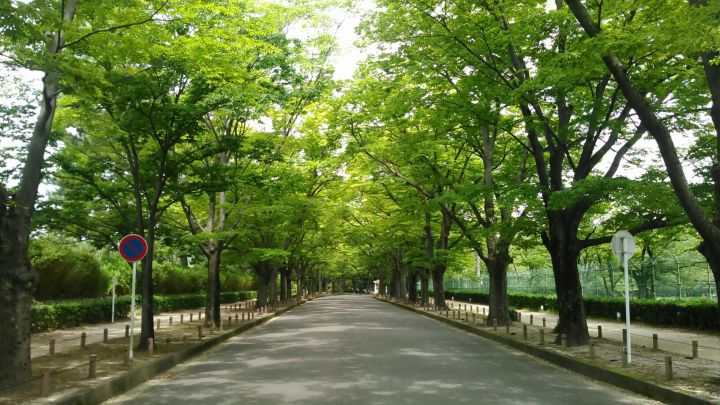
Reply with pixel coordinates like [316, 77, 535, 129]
[445, 290, 719, 330]
[32, 291, 256, 333]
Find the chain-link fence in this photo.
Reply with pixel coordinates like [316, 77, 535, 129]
[446, 252, 717, 299]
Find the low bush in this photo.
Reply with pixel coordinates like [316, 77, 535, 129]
[445, 290, 719, 330]
[31, 291, 256, 333]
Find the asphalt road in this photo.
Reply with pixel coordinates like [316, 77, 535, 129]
[105, 295, 658, 405]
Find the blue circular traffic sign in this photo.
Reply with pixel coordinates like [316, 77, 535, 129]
[119, 234, 148, 262]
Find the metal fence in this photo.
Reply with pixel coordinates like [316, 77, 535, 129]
[445, 253, 717, 300]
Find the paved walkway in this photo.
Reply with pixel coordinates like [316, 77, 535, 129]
[30, 300, 255, 358]
[446, 299, 720, 361]
[106, 295, 658, 404]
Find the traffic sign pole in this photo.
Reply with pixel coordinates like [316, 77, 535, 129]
[111, 277, 117, 323]
[623, 238, 632, 364]
[129, 261, 137, 361]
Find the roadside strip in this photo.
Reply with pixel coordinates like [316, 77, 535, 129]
[46, 298, 313, 405]
[377, 297, 712, 405]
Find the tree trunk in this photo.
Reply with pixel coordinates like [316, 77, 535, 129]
[139, 226, 156, 349]
[280, 270, 287, 303]
[297, 265, 305, 299]
[255, 265, 269, 309]
[486, 254, 511, 326]
[407, 271, 418, 304]
[432, 265, 447, 309]
[545, 213, 589, 346]
[420, 270, 429, 305]
[269, 266, 278, 305]
[205, 244, 222, 327]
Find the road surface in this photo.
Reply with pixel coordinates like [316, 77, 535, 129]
[106, 295, 657, 404]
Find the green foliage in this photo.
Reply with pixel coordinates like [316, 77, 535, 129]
[30, 291, 256, 333]
[446, 290, 718, 330]
[30, 239, 109, 300]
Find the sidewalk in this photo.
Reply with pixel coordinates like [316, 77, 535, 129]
[30, 299, 257, 359]
[447, 299, 720, 362]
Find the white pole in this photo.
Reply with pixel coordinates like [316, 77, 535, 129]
[111, 278, 116, 323]
[129, 262, 137, 361]
[623, 238, 632, 364]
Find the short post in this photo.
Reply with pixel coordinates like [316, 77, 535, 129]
[81, 332, 87, 349]
[518, 312, 522, 322]
[540, 329, 545, 345]
[125, 324, 130, 338]
[621, 348, 628, 368]
[198, 311, 202, 320]
[530, 314, 534, 325]
[523, 325, 528, 340]
[597, 325, 602, 338]
[542, 318, 546, 328]
[505, 323, 510, 334]
[169, 317, 173, 327]
[190, 313, 193, 322]
[482, 308, 486, 315]
[235, 314, 238, 322]
[665, 356, 673, 380]
[561, 334, 567, 348]
[472, 313, 476, 323]
[652, 334, 658, 351]
[40, 368, 50, 397]
[183, 335, 188, 346]
[692, 340, 698, 359]
[228, 316, 232, 327]
[198, 325, 203, 340]
[589, 342, 595, 359]
[147, 338, 154, 357]
[465, 313, 468, 322]
[180, 314, 184, 324]
[445, 310, 449, 318]
[103, 328, 108, 343]
[242, 313, 245, 321]
[88, 355, 97, 379]
[493, 318, 498, 331]
[156, 318, 160, 330]
[49, 339, 55, 355]
[622, 328, 627, 344]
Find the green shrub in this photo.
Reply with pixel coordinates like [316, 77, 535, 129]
[31, 291, 256, 333]
[31, 242, 108, 300]
[445, 290, 719, 330]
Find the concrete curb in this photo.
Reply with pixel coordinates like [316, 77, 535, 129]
[48, 298, 314, 405]
[378, 298, 712, 405]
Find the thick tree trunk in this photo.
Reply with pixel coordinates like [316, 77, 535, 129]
[432, 265, 447, 309]
[420, 270, 429, 305]
[486, 255, 511, 326]
[205, 245, 222, 327]
[407, 271, 418, 304]
[280, 270, 287, 303]
[269, 266, 278, 305]
[697, 241, 720, 329]
[297, 266, 305, 299]
[545, 213, 589, 346]
[255, 265, 269, 309]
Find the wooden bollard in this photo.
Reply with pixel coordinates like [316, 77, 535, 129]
[242, 313, 245, 321]
[589, 342, 595, 359]
[49, 339, 55, 355]
[482, 308, 486, 315]
[621, 348, 628, 367]
[445, 310, 449, 318]
[147, 338, 154, 356]
[493, 318, 498, 331]
[125, 324, 129, 338]
[523, 325, 528, 340]
[103, 328, 108, 343]
[183, 335, 188, 346]
[530, 314, 533, 325]
[622, 328, 627, 344]
[561, 334, 567, 348]
[665, 356, 673, 380]
[228, 316, 232, 327]
[235, 313, 238, 322]
[156, 319, 161, 330]
[692, 340, 698, 359]
[540, 329, 545, 345]
[198, 311, 202, 320]
[472, 313, 476, 323]
[88, 355, 97, 379]
[518, 313, 522, 322]
[198, 325, 203, 340]
[597, 325, 602, 338]
[542, 318, 546, 328]
[181, 314, 184, 324]
[40, 368, 50, 397]
[81, 332, 87, 348]
[652, 334, 658, 351]
[190, 313, 194, 322]
[505, 323, 510, 334]
[464, 312, 468, 322]
[169, 317, 173, 326]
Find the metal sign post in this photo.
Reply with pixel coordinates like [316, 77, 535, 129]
[118, 234, 148, 362]
[611, 230, 635, 364]
[111, 276, 117, 323]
